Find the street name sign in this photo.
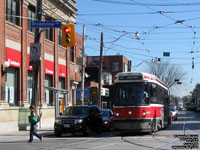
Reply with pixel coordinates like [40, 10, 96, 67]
[31, 21, 61, 28]
[163, 52, 170, 57]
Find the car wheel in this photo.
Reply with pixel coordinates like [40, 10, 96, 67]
[55, 130, 62, 137]
[96, 125, 102, 134]
[83, 125, 89, 136]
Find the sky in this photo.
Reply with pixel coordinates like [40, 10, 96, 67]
[75, 0, 200, 98]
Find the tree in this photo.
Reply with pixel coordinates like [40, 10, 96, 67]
[191, 83, 200, 105]
[170, 95, 180, 106]
[145, 61, 187, 88]
[182, 95, 191, 103]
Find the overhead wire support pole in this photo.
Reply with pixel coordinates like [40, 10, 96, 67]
[81, 24, 85, 105]
[31, 0, 43, 113]
[98, 32, 103, 109]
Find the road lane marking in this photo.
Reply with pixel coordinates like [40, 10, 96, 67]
[90, 142, 121, 149]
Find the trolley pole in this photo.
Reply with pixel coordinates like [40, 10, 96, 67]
[30, 0, 43, 112]
[80, 24, 85, 105]
[98, 32, 103, 108]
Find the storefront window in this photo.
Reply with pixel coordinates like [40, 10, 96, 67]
[27, 71, 33, 103]
[6, 67, 18, 106]
[45, 75, 53, 106]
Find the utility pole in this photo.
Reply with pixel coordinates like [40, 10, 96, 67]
[80, 24, 85, 105]
[98, 32, 103, 108]
[30, 0, 43, 112]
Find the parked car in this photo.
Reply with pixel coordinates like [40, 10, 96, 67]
[54, 105, 103, 137]
[187, 104, 196, 111]
[169, 106, 178, 121]
[101, 109, 113, 131]
[176, 104, 183, 111]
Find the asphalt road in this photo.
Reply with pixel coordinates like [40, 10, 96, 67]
[0, 110, 200, 150]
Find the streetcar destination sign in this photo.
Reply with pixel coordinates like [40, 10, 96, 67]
[31, 21, 61, 28]
[119, 75, 142, 80]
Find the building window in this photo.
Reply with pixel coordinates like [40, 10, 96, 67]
[28, 5, 35, 32]
[70, 47, 74, 62]
[75, 64, 79, 72]
[45, 16, 54, 41]
[59, 78, 65, 89]
[80, 49, 83, 57]
[112, 62, 119, 71]
[58, 28, 62, 45]
[124, 63, 128, 72]
[6, 0, 20, 25]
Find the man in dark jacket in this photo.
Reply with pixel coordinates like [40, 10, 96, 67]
[27, 105, 42, 143]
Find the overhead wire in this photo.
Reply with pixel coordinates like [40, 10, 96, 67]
[77, 9, 200, 16]
[92, 0, 200, 6]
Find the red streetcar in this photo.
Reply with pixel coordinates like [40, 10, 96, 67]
[113, 72, 171, 133]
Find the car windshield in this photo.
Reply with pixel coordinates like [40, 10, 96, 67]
[169, 107, 176, 111]
[114, 82, 149, 106]
[102, 110, 110, 117]
[64, 106, 89, 116]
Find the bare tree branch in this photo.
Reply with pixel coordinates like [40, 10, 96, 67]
[144, 60, 187, 88]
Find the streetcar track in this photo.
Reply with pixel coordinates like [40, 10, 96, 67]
[120, 110, 191, 150]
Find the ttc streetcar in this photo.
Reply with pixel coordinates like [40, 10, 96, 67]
[113, 72, 171, 133]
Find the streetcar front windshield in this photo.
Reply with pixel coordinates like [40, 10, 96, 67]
[114, 82, 149, 106]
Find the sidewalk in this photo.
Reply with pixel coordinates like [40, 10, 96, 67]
[0, 127, 54, 142]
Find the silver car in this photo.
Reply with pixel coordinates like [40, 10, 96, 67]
[169, 106, 178, 121]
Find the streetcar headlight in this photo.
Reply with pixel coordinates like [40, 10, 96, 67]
[116, 112, 120, 116]
[128, 111, 132, 115]
[143, 110, 146, 116]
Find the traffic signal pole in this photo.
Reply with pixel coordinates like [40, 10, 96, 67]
[31, 0, 43, 112]
[98, 32, 103, 108]
[80, 24, 85, 105]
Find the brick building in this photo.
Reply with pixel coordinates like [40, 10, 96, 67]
[84, 55, 131, 108]
[0, 0, 82, 132]
[86, 55, 131, 84]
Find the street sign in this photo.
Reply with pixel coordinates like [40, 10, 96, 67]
[163, 52, 170, 57]
[31, 21, 61, 28]
[30, 43, 41, 62]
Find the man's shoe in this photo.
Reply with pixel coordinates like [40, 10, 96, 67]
[27, 140, 32, 143]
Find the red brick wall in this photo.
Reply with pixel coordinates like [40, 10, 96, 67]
[0, 2, 82, 106]
[20, 3, 28, 105]
[0, 0, 6, 101]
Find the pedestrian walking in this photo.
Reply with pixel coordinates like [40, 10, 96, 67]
[27, 105, 42, 143]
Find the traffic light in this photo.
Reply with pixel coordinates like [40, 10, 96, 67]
[62, 24, 75, 47]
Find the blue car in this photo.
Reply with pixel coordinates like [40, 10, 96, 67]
[101, 109, 113, 131]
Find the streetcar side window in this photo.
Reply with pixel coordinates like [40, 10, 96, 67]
[150, 84, 157, 103]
